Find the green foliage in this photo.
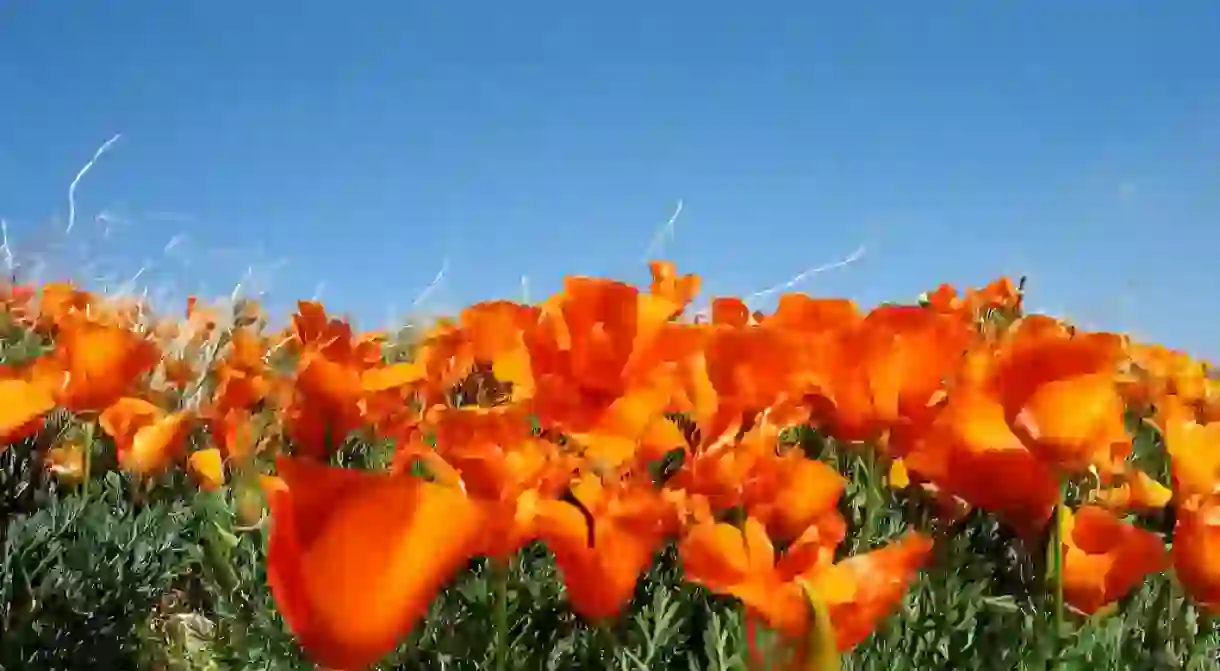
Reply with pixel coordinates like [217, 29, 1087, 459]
[0, 310, 49, 366]
[1, 472, 195, 670]
[190, 500, 310, 671]
[373, 545, 748, 671]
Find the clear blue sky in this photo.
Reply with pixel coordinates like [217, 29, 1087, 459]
[1, 2, 1217, 356]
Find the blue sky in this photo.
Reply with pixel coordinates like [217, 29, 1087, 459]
[1, 2, 1217, 355]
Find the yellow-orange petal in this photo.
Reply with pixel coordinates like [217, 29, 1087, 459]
[680, 521, 755, 589]
[46, 443, 85, 485]
[0, 378, 56, 448]
[188, 448, 226, 491]
[1062, 506, 1168, 614]
[806, 533, 933, 652]
[1015, 373, 1127, 471]
[888, 457, 910, 489]
[121, 411, 192, 476]
[1163, 416, 1220, 502]
[259, 473, 289, 498]
[1173, 501, 1220, 613]
[1093, 470, 1173, 512]
[99, 396, 161, 441]
[361, 362, 426, 392]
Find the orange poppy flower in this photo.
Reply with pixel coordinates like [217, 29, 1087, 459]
[1201, 377, 1220, 423]
[990, 319, 1119, 388]
[570, 376, 689, 469]
[965, 277, 1022, 315]
[283, 302, 413, 457]
[1060, 506, 1168, 615]
[681, 517, 810, 637]
[959, 325, 1131, 476]
[922, 283, 964, 316]
[284, 352, 365, 457]
[904, 387, 1060, 534]
[0, 281, 36, 319]
[266, 456, 486, 669]
[360, 361, 426, 394]
[161, 357, 196, 389]
[671, 441, 763, 513]
[811, 306, 972, 445]
[766, 294, 861, 334]
[1127, 344, 1210, 409]
[210, 328, 272, 414]
[710, 297, 752, 328]
[681, 516, 932, 653]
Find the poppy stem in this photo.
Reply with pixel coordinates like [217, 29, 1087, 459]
[861, 446, 883, 550]
[1045, 483, 1066, 667]
[79, 421, 96, 500]
[796, 578, 842, 671]
[491, 558, 510, 671]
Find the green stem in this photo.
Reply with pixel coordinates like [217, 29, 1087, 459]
[861, 447, 884, 551]
[796, 578, 842, 671]
[594, 622, 618, 667]
[79, 421, 96, 500]
[492, 559, 510, 671]
[1045, 484, 1066, 668]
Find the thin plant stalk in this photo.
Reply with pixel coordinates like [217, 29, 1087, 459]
[492, 558, 510, 671]
[860, 446, 885, 551]
[1045, 484, 1067, 667]
[79, 421, 96, 500]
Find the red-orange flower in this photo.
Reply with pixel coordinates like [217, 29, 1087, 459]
[904, 387, 1059, 533]
[281, 302, 385, 456]
[211, 327, 271, 414]
[50, 316, 160, 412]
[810, 305, 972, 446]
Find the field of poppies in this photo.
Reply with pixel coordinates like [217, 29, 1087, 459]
[1, 262, 1218, 670]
